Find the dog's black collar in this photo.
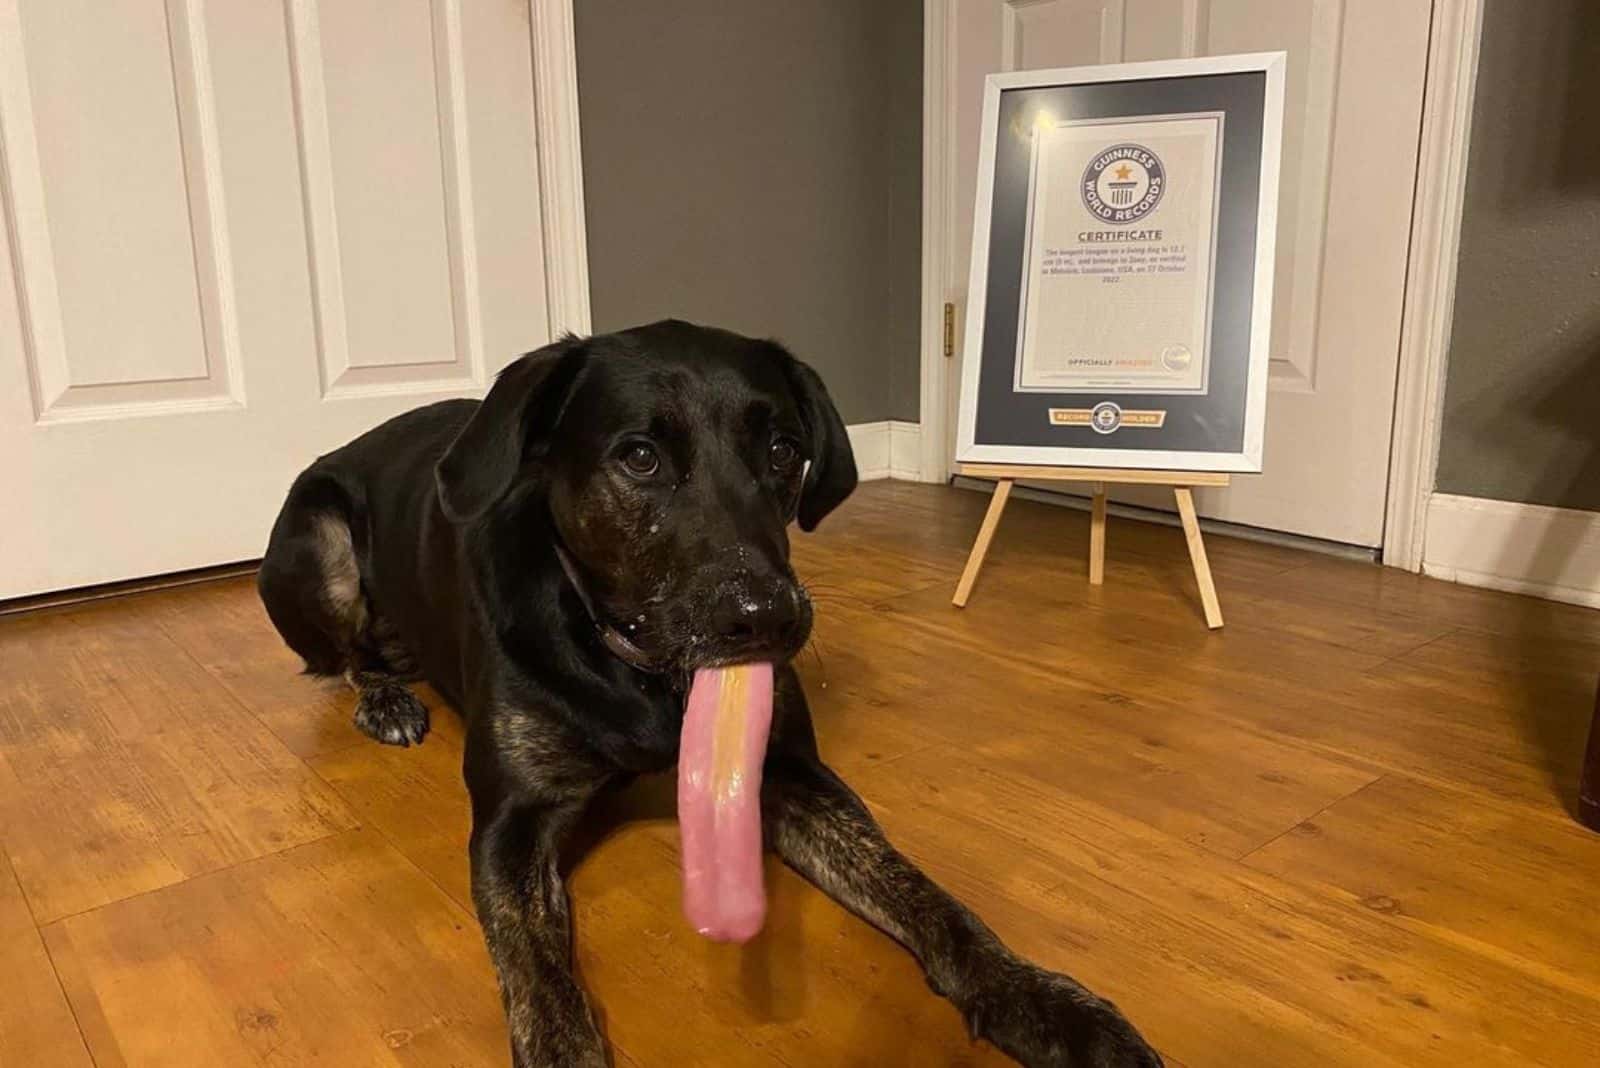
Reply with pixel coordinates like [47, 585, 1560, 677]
[553, 543, 664, 675]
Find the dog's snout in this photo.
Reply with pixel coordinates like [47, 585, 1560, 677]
[712, 582, 801, 645]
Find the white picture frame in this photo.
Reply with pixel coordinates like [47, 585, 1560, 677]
[955, 52, 1286, 473]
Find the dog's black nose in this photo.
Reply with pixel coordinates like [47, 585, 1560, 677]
[713, 585, 800, 645]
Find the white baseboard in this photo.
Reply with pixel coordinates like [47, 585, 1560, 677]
[1422, 493, 1600, 609]
[887, 422, 925, 480]
[847, 421, 924, 481]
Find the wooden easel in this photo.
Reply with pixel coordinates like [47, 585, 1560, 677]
[951, 463, 1230, 629]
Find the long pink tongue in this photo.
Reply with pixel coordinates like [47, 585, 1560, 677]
[678, 662, 774, 942]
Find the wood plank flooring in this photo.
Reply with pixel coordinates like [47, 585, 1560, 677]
[2, 481, 1597, 1066]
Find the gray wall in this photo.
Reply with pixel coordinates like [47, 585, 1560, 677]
[1435, 0, 1600, 511]
[573, 0, 922, 426]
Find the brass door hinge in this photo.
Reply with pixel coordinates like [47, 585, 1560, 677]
[942, 302, 955, 358]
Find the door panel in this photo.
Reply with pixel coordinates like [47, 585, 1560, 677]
[947, 0, 1431, 545]
[0, 0, 555, 598]
[290, 0, 474, 393]
[4, 0, 240, 421]
[1004, 1, 1118, 69]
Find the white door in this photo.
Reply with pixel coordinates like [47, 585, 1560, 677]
[0, 0, 577, 599]
[941, 1, 1432, 545]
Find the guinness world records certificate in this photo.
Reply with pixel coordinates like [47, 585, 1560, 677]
[957, 54, 1285, 472]
[1016, 113, 1221, 395]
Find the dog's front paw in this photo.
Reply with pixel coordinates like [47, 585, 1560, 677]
[965, 964, 1162, 1068]
[352, 682, 430, 746]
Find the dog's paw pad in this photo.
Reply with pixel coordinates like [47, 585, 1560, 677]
[353, 684, 430, 747]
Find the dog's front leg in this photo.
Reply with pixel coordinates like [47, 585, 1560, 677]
[764, 754, 1162, 1068]
[468, 786, 607, 1068]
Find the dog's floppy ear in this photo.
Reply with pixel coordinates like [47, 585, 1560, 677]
[435, 337, 586, 523]
[780, 351, 857, 532]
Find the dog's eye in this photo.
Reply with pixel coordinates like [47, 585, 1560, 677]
[770, 438, 801, 474]
[620, 442, 660, 478]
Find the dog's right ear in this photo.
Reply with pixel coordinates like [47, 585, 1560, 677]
[435, 337, 586, 524]
[779, 352, 857, 532]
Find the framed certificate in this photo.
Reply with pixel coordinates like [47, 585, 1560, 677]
[956, 53, 1285, 472]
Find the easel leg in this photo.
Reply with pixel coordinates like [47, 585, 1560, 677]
[1088, 482, 1107, 586]
[1174, 487, 1223, 629]
[953, 479, 1013, 608]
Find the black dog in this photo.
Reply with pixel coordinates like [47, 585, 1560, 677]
[258, 321, 1160, 1067]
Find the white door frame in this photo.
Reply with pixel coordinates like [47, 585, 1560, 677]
[917, 0, 1486, 567]
[1379, 0, 1483, 570]
[530, 0, 592, 338]
[916, 0, 957, 485]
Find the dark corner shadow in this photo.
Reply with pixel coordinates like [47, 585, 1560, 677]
[1557, 2, 1600, 194]
[1473, 326, 1600, 820]
[1495, 1, 1600, 210]
[1449, 0, 1600, 817]
[1511, 7, 1600, 810]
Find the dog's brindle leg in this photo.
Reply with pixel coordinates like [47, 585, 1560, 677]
[763, 753, 1162, 1068]
[466, 722, 612, 1068]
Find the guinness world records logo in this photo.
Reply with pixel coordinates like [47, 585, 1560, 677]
[1089, 401, 1123, 435]
[1082, 143, 1166, 224]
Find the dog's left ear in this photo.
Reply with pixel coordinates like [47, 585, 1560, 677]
[779, 350, 857, 532]
[435, 337, 586, 523]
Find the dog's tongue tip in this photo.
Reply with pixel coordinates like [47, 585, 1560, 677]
[678, 662, 774, 943]
[693, 896, 767, 944]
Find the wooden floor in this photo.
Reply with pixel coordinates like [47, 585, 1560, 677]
[3, 481, 1598, 1067]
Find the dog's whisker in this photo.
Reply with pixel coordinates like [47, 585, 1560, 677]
[804, 636, 828, 683]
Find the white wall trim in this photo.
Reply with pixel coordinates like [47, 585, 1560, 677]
[916, 0, 955, 484]
[529, 0, 592, 338]
[1382, 0, 1485, 571]
[1423, 494, 1600, 609]
[888, 421, 923, 480]
[848, 421, 924, 482]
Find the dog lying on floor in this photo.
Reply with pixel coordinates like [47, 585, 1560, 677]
[257, 321, 1160, 1067]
